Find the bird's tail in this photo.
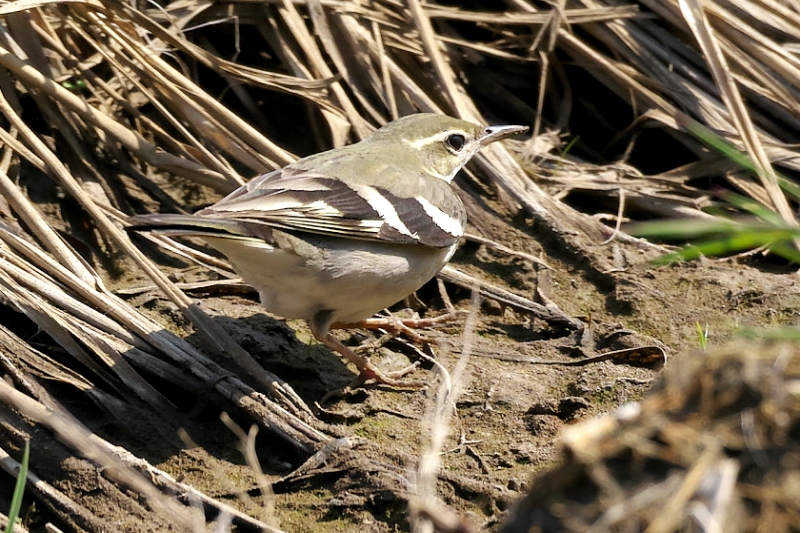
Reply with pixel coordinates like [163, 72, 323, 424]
[127, 213, 253, 239]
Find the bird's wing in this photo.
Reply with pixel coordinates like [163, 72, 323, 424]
[195, 167, 465, 248]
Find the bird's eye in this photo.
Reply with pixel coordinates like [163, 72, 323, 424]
[445, 133, 466, 152]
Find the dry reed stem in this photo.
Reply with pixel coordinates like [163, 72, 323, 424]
[678, 0, 794, 226]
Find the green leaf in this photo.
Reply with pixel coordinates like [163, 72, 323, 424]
[631, 218, 744, 240]
[652, 227, 800, 265]
[695, 322, 708, 350]
[5, 440, 29, 533]
[681, 119, 759, 174]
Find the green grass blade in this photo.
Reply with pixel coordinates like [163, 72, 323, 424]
[766, 240, 800, 264]
[5, 440, 29, 533]
[631, 218, 744, 240]
[696, 322, 708, 350]
[681, 119, 759, 175]
[653, 228, 800, 264]
[720, 190, 785, 226]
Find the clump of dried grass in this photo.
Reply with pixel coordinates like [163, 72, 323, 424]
[501, 341, 800, 533]
[535, 0, 800, 228]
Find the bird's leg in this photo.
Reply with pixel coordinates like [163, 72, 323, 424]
[308, 313, 426, 392]
[321, 332, 424, 387]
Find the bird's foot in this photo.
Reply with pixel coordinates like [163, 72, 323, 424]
[314, 311, 466, 402]
[319, 361, 425, 403]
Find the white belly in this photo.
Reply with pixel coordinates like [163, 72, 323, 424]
[203, 232, 456, 324]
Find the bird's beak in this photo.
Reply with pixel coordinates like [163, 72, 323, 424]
[479, 124, 529, 145]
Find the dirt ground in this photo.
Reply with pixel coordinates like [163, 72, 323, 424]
[6, 170, 798, 533]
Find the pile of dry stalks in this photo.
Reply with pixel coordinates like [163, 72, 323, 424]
[501, 342, 800, 533]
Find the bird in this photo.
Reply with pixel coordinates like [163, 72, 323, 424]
[128, 113, 528, 389]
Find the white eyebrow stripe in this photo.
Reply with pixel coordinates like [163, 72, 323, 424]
[351, 184, 416, 238]
[405, 130, 469, 150]
[405, 132, 445, 150]
[415, 196, 463, 237]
